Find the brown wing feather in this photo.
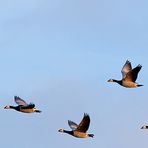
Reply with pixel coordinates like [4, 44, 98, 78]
[121, 60, 132, 79]
[14, 96, 28, 106]
[125, 65, 142, 82]
[76, 113, 90, 132]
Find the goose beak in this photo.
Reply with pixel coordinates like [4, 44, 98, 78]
[4, 105, 10, 109]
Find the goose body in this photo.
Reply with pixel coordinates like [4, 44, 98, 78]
[108, 60, 143, 88]
[4, 96, 41, 113]
[58, 113, 94, 138]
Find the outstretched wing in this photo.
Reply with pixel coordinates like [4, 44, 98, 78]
[14, 96, 28, 106]
[121, 60, 132, 79]
[68, 120, 78, 130]
[76, 113, 90, 132]
[125, 64, 142, 82]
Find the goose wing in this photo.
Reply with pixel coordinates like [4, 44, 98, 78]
[68, 120, 78, 130]
[14, 96, 28, 106]
[21, 103, 35, 109]
[121, 60, 132, 79]
[124, 64, 142, 82]
[76, 113, 90, 132]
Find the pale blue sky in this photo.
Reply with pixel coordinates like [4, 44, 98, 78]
[1, 0, 148, 148]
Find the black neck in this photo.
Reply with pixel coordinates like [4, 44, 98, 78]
[63, 130, 73, 135]
[9, 106, 20, 111]
[9, 106, 16, 109]
[113, 79, 122, 85]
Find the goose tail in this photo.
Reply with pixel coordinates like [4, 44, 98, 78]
[35, 109, 42, 113]
[88, 134, 94, 138]
[137, 84, 143, 87]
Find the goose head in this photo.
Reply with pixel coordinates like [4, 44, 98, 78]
[141, 125, 148, 129]
[107, 79, 114, 82]
[4, 105, 11, 109]
[58, 129, 64, 133]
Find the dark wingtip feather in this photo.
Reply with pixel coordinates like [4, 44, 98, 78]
[84, 113, 89, 117]
[125, 60, 131, 65]
[137, 64, 142, 68]
[126, 60, 130, 63]
[14, 96, 18, 99]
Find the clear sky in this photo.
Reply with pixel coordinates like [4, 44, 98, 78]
[0, 0, 148, 148]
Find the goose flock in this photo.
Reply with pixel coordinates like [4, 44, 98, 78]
[4, 60, 147, 138]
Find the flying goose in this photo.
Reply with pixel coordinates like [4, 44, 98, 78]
[108, 60, 143, 88]
[4, 96, 41, 113]
[58, 113, 94, 138]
